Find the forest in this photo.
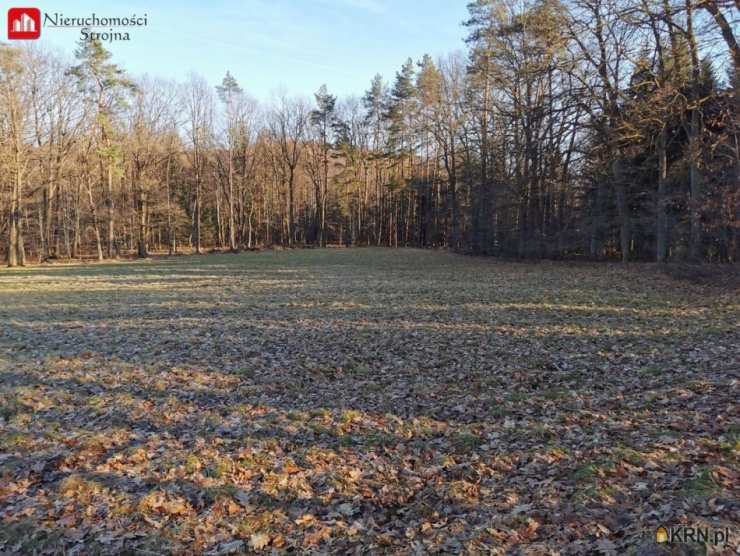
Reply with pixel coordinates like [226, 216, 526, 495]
[1, 0, 737, 266]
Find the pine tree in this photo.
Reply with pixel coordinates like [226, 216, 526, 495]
[386, 58, 416, 162]
[363, 74, 387, 153]
[217, 71, 243, 251]
[416, 54, 442, 109]
[464, 0, 497, 253]
[68, 36, 136, 259]
[363, 74, 389, 245]
[310, 84, 338, 246]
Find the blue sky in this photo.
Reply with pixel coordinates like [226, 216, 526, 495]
[11, 0, 470, 99]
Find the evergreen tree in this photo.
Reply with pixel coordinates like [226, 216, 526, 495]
[310, 84, 338, 246]
[386, 58, 416, 172]
[68, 36, 136, 259]
[363, 74, 387, 153]
[217, 71, 243, 251]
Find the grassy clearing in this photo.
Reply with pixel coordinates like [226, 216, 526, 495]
[0, 249, 738, 554]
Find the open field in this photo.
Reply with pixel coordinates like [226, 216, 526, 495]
[0, 249, 738, 554]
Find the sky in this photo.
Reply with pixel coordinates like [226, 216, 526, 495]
[7, 0, 471, 100]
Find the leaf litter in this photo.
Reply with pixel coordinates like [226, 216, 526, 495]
[0, 249, 738, 554]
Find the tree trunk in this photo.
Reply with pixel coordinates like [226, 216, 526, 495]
[86, 177, 104, 261]
[590, 176, 605, 259]
[702, 0, 740, 77]
[165, 153, 176, 255]
[685, 0, 703, 262]
[688, 107, 703, 262]
[288, 168, 295, 246]
[107, 160, 115, 258]
[195, 165, 202, 254]
[228, 146, 236, 251]
[72, 180, 81, 258]
[612, 158, 630, 263]
[137, 187, 148, 258]
[8, 185, 19, 267]
[656, 127, 669, 262]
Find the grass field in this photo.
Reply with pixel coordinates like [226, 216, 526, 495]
[0, 249, 738, 554]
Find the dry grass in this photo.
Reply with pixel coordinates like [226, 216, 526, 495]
[0, 249, 738, 554]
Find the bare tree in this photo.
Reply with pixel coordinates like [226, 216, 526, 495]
[183, 74, 214, 254]
[268, 95, 308, 246]
[0, 45, 28, 266]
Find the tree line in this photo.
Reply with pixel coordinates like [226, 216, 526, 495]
[1, 0, 738, 266]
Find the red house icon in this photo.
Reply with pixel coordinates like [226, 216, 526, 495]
[7, 7, 41, 40]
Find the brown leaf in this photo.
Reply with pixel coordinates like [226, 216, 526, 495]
[249, 532, 270, 550]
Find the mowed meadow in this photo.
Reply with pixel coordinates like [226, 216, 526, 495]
[0, 249, 738, 554]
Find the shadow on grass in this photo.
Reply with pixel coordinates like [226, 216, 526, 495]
[1, 250, 737, 553]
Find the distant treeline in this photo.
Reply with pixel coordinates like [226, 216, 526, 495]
[1, 0, 738, 266]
